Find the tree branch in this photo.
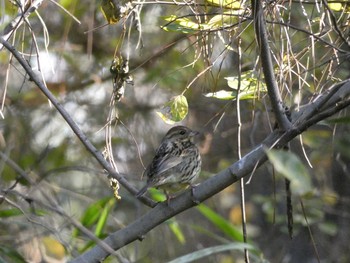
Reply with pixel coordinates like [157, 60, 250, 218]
[0, 36, 156, 208]
[71, 79, 350, 262]
[252, 0, 292, 130]
[0, 0, 45, 50]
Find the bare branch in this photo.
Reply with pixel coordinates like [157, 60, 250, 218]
[71, 79, 350, 262]
[252, 0, 292, 130]
[0, 36, 156, 208]
[0, 0, 44, 50]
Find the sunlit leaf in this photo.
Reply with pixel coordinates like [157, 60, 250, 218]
[266, 149, 313, 196]
[161, 15, 207, 33]
[207, 10, 242, 29]
[168, 219, 186, 244]
[156, 95, 188, 124]
[328, 3, 350, 12]
[197, 204, 243, 241]
[167, 242, 256, 263]
[205, 90, 236, 100]
[206, 0, 243, 10]
[205, 72, 266, 100]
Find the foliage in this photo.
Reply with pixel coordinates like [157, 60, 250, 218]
[0, 0, 349, 262]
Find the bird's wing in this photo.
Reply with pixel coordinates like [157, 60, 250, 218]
[146, 143, 189, 179]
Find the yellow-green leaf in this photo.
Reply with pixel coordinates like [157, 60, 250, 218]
[207, 10, 242, 29]
[328, 3, 350, 12]
[168, 220, 186, 244]
[41, 236, 66, 260]
[266, 149, 313, 196]
[161, 15, 206, 33]
[206, 0, 242, 10]
[100, 0, 133, 24]
[156, 95, 188, 124]
[95, 198, 116, 237]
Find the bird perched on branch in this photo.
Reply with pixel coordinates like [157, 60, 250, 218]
[136, 126, 201, 201]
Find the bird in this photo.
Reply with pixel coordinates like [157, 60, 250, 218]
[136, 125, 201, 201]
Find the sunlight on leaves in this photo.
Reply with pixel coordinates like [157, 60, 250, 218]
[328, 3, 350, 12]
[161, 15, 207, 33]
[156, 95, 188, 124]
[207, 11, 241, 28]
[205, 72, 266, 100]
[206, 0, 243, 10]
[266, 149, 313, 196]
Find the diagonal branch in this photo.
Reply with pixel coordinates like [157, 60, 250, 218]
[71, 79, 350, 262]
[0, 36, 156, 208]
[252, 0, 292, 130]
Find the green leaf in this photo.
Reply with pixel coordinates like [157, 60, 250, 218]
[0, 246, 26, 263]
[0, 209, 23, 217]
[167, 242, 257, 263]
[156, 95, 188, 124]
[168, 219, 186, 244]
[196, 204, 243, 241]
[266, 149, 313, 196]
[95, 198, 115, 237]
[161, 15, 206, 33]
[149, 188, 167, 202]
[73, 197, 111, 237]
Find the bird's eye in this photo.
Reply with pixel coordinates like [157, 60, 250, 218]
[179, 130, 186, 135]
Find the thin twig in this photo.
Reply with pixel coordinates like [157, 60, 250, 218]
[236, 36, 250, 263]
[252, 0, 292, 130]
[0, 36, 156, 208]
[0, 0, 44, 50]
[71, 78, 350, 262]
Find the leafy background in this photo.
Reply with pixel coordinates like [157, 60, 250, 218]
[0, 0, 350, 262]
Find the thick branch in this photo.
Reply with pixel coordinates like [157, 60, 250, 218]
[252, 0, 292, 130]
[71, 79, 350, 262]
[0, 37, 156, 208]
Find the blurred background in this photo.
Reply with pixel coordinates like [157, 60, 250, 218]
[0, 0, 349, 262]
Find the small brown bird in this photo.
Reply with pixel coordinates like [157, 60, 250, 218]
[136, 126, 201, 200]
